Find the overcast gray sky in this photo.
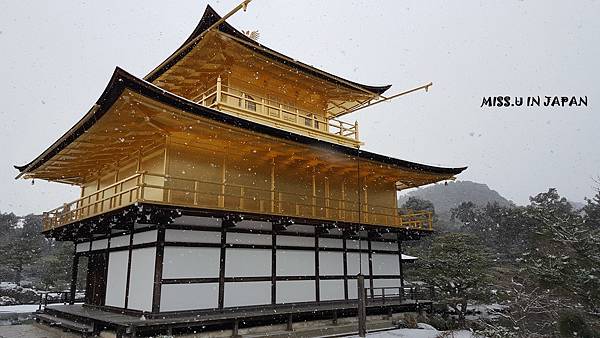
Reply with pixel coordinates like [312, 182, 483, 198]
[1, 0, 598, 215]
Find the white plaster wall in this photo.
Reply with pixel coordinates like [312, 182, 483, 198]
[160, 283, 218, 312]
[319, 252, 344, 276]
[277, 235, 314, 247]
[127, 247, 155, 312]
[224, 281, 271, 307]
[346, 253, 370, 276]
[276, 250, 314, 276]
[373, 278, 402, 288]
[319, 238, 343, 248]
[133, 230, 157, 245]
[372, 279, 402, 297]
[319, 280, 345, 301]
[286, 224, 314, 234]
[76, 242, 90, 253]
[91, 238, 108, 251]
[105, 250, 128, 308]
[227, 232, 271, 246]
[348, 279, 358, 299]
[226, 248, 271, 277]
[370, 241, 397, 252]
[110, 234, 129, 248]
[276, 280, 315, 303]
[236, 220, 272, 231]
[165, 229, 221, 243]
[346, 239, 369, 250]
[372, 253, 400, 275]
[171, 216, 221, 227]
[162, 247, 220, 279]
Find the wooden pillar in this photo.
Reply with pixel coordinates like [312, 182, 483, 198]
[216, 76, 222, 104]
[342, 234, 348, 300]
[163, 136, 171, 203]
[152, 225, 166, 313]
[270, 159, 275, 213]
[367, 237, 374, 299]
[271, 229, 277, 304]
[357, 274, 367, 337]
[324, 178, 330, 218]
[315, 231, 320, 302]
[311, 173, 316, 217]
[232, 319, 239, 337]
[102, 229, 112, 306]
[363, 178, 368, 223]
[69, 249, 79, 305]
[218, 224, 227, 309]
[136, 150, 142, 172]
[340, 181, 345, 219]
[392, 187, 399, 226]
[219, 157, 226, 208]
[398, 233, 405, 290]
[124, 225, 134, 309]
[286, 314, 293, 331]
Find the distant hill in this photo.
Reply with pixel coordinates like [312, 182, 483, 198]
[398, 181, 513, 214]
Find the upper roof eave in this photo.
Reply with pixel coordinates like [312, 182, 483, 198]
[15, 67, 466, 179]
[143, 4, 391, 96]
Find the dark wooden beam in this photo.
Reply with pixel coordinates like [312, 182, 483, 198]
[218, 224, 227, 309]
[151, 225, 166, 313]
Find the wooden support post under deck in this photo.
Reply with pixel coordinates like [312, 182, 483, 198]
[357, 274, 367, 337]
[232, 319, 240, 337]
[286, 314, 293, 331]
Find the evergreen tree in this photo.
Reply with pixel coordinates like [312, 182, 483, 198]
[416, 233, 492, 325]
[522, 189, 599, 310]
[0, 214, 44, 283]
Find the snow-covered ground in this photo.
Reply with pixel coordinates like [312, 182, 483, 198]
[0, 304, 40, 314]
[346, 328, 477, 337]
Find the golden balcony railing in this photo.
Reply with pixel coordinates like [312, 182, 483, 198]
[42, 173, 433, 232]
[191, 77, 360, 145]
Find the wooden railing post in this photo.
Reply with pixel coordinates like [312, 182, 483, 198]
[216, 76, 222, 104]
[429, 212, 433, 230]
[139, 173, 145, 201]
[239, 186, 245, 209]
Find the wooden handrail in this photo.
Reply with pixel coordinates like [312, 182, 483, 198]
[42, 173, 433, 231]
[193, 80, 359, 142]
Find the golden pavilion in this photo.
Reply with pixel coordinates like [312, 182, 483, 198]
[17, 3, 465, 337]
